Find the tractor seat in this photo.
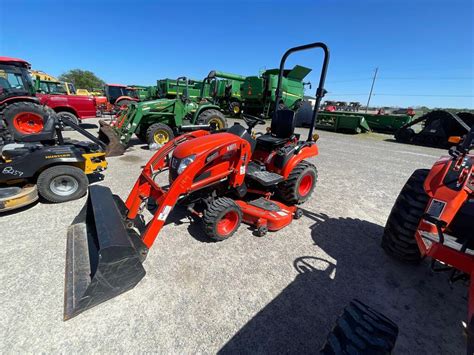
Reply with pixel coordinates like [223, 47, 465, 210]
[1, 143, 42, 160]
[256, 109, 296, 150]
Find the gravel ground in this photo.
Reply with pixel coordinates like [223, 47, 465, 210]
[0, 117, 466, 354]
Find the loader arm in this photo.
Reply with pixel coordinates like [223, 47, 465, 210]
[124, 130, 252, 248]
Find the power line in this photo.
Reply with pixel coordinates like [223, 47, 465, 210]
[326, 93, 474, 98]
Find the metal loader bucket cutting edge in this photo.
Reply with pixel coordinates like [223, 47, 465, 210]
[64, 185, 146, 320]
[98, 120, 126, 157]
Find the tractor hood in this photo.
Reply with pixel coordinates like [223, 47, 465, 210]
[173, 132, 238, 159]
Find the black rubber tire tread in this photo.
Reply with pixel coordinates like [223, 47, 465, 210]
[1, 101, 55, 139]
[229, 101, 241, 117]
[196, 109, 228, 129]
[36, 165, 88, 203]
[279, 161, 318, 205]
[202, 197, 242, 241]
[321, 299, 398, 354]
[381, 169, 430, 263]
[394, 127, 415, 143]
[57, 111, 79, 127]
[146, 123, 175, 145]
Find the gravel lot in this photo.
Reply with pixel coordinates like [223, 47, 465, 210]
[0, 118, 466, 354]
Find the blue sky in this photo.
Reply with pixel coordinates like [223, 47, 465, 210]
[1, 0, 472, 108]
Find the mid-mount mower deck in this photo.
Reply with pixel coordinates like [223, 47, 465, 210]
[63, 42, 330, 320]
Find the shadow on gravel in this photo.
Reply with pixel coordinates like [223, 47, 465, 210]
[219, 210, 466, 354]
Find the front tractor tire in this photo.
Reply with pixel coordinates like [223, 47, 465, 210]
[279, 161, 318, 205]
[321, 299, 398, 354]
[36, 165, 88, 203]
[197, 109, 228, 130]
[381, 169, 430, 263]
[146, 123, 175, 145]
[1, 102, 54, 139]
[229, 101, 241, 117]
[203, 197, 242, 241]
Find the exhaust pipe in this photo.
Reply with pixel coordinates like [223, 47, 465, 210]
[64, 185, 147, 320]
[98, 120, 127, 157]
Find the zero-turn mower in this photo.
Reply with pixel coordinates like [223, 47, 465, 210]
[382, 121, 474, 352]
[0, 112, 107, 212]
[63, 42, 329, 320]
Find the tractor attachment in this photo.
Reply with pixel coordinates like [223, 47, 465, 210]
[98, 119, 126, 157]
[64, 184, 147, 320]
[394, 110, 474, 148]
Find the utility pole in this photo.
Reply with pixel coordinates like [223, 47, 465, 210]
[365, 67, 378, 113]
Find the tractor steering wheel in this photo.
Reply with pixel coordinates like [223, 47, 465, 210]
[242, 114, 266, 130]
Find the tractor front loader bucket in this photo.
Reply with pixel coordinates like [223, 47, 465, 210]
[64, 185, 147, 320]
[98, 120, 126, 157]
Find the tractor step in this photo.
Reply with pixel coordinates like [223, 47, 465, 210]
[246, 162, 283, 186]
[420, 231, 474, 256]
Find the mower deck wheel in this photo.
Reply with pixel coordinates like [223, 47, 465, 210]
[279, 161, 318, 205]
[203, 197, 242, 241]
[146, 123, 175, 146]
[37, 165, 88, 203]
[256, 226, 268, 237]
[321, 299, 398, 354]
[381, 169, 430, 263]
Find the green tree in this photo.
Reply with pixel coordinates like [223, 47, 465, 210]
[58, 69, 105, 90]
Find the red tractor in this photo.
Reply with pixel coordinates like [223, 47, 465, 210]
[382, 122, 474, 352]
[96, 84, 140, 115]
[0, 56, 54, 144]
[63, 42, 330, 320]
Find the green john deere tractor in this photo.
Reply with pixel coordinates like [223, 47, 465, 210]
[205, 70, 246, 116]
[99, 77, 227, 156]
[240, 65, 312, 119]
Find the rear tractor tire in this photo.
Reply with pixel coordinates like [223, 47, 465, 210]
[146, 123, 174, 146]
[37, 165, 88, 203]
[203, 197, 242, 241]
[321, 299, 398, 354]
[1, 101, 54, 139]
[381, 169, 430, 263]
[279, 161, 318, 205]
[197, 109, 228, 130]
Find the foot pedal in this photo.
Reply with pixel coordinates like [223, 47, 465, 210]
[246, 162, 283, 186]
[249, 197, 281, 212]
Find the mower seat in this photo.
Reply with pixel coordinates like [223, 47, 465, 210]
[256, 109, 296, 150]
[1, 143, 42, 160]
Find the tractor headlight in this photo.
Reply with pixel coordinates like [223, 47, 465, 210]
[177, 155, 195, 174]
